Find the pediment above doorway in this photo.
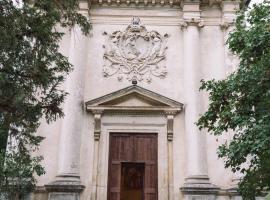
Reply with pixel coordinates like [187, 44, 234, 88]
[85, 84, 183, 114]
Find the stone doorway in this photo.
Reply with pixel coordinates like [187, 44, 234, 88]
[107, 133, 158, 200]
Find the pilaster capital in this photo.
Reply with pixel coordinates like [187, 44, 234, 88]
[220, 20, 234, 30]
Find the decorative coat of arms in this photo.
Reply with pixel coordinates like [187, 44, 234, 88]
[102, 18, 169, 83]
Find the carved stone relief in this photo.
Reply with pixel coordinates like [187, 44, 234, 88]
[102, 17, 169, 83]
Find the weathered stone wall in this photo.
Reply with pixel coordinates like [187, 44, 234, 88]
[34, 1, 246, 200]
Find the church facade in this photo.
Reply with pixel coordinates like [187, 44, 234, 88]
[33, 0, 253, 200]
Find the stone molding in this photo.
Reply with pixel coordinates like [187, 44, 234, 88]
[180, 175, 220, 195]
[102, 17, 169, 83]
[45, 180, 85, 193]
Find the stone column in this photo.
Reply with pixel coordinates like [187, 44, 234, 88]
[180, 1, 219, 199]
[45, 26, 87, 200]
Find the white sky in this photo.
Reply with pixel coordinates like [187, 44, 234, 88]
[249, 0, 264, 7]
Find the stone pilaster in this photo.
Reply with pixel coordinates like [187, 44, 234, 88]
[90, 110, 103, 200]
[45, 26, 87, 200]
[221, 1, 242, 192]
[221, 1, 240, 74]
[165, 111, 176, 200]
[180, 1, 219, 199]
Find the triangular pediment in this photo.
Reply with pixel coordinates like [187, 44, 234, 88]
[100, 93, 169, 107]
[85, 85, 183, 114]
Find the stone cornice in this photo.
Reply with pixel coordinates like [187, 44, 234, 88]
[89, 16, 234, 27]
[84, 0, 241, 8]
[88, 0, 181, 7]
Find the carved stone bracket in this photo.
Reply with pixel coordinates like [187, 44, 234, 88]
[102, 17, 169, 83]
[165, 110, 177, 141]
[180, 18, 204, 29]
[92, 110, 103, 141]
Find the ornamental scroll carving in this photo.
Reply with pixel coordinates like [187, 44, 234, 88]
[102, 18, 169, 83]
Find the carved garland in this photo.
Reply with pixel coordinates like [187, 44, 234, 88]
[102, 18, 169, 83]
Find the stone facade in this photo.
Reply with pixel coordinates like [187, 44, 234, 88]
[34, 0, 252, 199]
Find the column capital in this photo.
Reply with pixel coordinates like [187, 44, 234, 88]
[182, 0, 203, 29]
[181, 18, 204, 29]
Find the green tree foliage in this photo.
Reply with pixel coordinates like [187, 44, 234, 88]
[0, 0, 90, 198]
[197, 2, 270, 199]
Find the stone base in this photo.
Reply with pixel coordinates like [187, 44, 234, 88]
[48, 193, 79, 200]
[45, 175, 85, 200]
[180, 175, 220, 200]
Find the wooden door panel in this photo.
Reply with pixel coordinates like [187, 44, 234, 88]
[110, 164, 121, 188]
[108, 133, 158, 200]
[108, 135, 127, 200]
[110, 134, 132, 162]
[134, 135, 157, 162]
[145, 165, 157, 188]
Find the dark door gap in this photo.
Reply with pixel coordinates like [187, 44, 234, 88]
[120, 162, 145, 200]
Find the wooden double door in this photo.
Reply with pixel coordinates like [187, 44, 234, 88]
[107, 133, 158, 200]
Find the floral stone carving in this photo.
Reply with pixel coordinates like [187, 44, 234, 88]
[102, 18, 169, 83]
